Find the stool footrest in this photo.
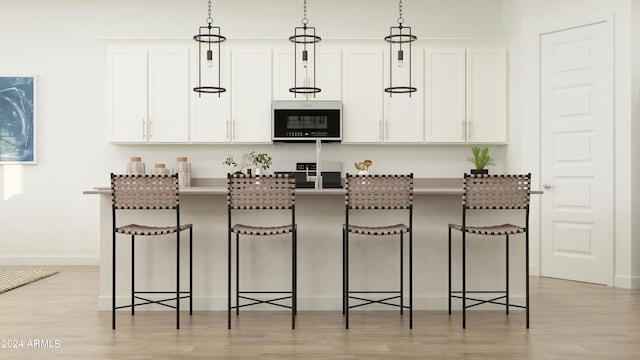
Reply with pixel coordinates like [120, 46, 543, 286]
[451, 292, 525, 310]
[347, 292, 408, 310]
[232, 293, 293, 310]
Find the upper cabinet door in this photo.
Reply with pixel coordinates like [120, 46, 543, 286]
[465, 48, 507, 143]
[147, 47, 190, 143]
[107, 47, 148, 143]
[424, 48, 507, 144]
[383, 48, 424, 143]
[231, 47, 272, 143]
[107, 44, 190, 143]
[424, 48, 466, 143]
[273, 47, 342, 101]
[342, 48, 384, 143]
[190, 48, 232, 143]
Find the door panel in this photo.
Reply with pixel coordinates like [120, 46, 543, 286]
[540, 21, 613, 285]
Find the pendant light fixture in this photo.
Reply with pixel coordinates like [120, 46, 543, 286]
[289, 0, 321, 97]
[384, 0, 417, 97]
[193, 0, 226, 97]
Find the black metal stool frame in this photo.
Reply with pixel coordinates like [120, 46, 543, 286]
[111, 173, 193, 330]
[227, 174, 297, 329]
[448, 173, 531, 329]
[343, 173, 414, 329]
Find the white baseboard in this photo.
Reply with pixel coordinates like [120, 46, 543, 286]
[0, 256, 99, 266]
[614, 274, 640, 289]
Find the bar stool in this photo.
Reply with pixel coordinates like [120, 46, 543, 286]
[343, 174, 413, 329]
[227, 174, 297, 329]
[448, 173, 531, 328]
[111, 173, 193, 329]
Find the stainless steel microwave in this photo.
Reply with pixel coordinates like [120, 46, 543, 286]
[272, 101, 342, 142]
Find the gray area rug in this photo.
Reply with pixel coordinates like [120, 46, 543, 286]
[0, 270, 60, 294]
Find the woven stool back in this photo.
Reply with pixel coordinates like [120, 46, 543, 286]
[227, 174, 295, 210]
[462, 173, 531, 210]
[111, 174, 179, 210]
[345, 174, 413, 210]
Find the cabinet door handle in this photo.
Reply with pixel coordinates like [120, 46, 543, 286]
[142, 118, 146, 139]
[460, 119, 465, 140]
[148, 118, 152, 139]
[386, 119, 390, 140]
[466, 119, 471, 140]
[379, 119, 383, 140]
[226, 119, 230, 140]
[232, 119, 236, 140]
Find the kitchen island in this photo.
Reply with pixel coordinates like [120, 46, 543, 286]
[85, 178, 538, 312]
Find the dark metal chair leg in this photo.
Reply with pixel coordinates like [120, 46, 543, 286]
[112, 234, 116, 330]
[400, 232, 404, 315]
[227, 230, 232, 330]
[131, 235, 135, 316]
[409, 230, 413, 329]
[448, 227, 452, 315]
[506, 235, 510, 315]
[462, 232, 466, 329]
[176, 232, 180, 330]
[345, 231, 350, 330]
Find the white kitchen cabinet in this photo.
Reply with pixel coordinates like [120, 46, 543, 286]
[107, 45, 190, 143]
[383, 48, 424, 143]
[191, 47, 272, 143]
[342, 48, 423, 143]
[190, 49, 231, 143]
[273, 47, 342, 101]
[231, 47, 272, 143]
[424, 48, 507, 143]
[341, 49, 384, 143]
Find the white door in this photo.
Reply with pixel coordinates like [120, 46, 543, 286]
[540, 20, 613, 285]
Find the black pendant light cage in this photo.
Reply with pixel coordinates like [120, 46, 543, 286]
[384, 0, 417, 97]
[193, 0, 226, 97]
[289, 0, 321, 97]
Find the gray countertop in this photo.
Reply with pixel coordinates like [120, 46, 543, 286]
[84, 177, 541, 195]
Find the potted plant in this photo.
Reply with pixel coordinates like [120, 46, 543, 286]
[467, 146, 495, 175]
[223, 151, 272, 175]
[247, 151, 272, 172]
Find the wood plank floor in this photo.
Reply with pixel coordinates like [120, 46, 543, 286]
[0, 266, 639, 359]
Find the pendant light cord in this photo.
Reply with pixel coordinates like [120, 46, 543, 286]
[302, 0, 309, 25]
[207, 0, 213, 25]
[397, 0, 404, 25]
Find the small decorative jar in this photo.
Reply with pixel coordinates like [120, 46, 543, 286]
[173, 156, 191, 188]
[151, 163, 171, 175]
[126, 156, 145, 175]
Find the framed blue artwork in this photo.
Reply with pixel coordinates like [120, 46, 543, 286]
[0, 76, 35, 163]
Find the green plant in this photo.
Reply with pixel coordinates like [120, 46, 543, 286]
[248, 151, 272, 171]
[467, 146, 495, 170]
[222, 151, 273, 172]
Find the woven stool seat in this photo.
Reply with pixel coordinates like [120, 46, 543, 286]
[232, 224, 295, 236]
[344, 223, 410, 236]
[117, 224, 193, 236]
[448, 223, 525, 236]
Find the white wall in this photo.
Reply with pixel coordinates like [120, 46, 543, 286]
[506, 0, 640, 288]
[0, 0, 508, 264]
